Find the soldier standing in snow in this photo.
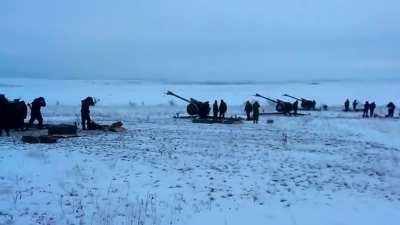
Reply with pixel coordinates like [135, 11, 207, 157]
[252, 101, 260, 124]
[386, 102, 396, 117]
[244, 101, 253, 120]
[293, 100, 299, 115]
[369, 102, 376, 117]
[81, 97, 95, 130]
[344, 99, 350, 111]
[212, 100, 219, 119]
[219, 100, 227, 119]
[363, 101, 370, 118]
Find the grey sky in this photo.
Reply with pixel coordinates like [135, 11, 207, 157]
[1, 0, 399, 81]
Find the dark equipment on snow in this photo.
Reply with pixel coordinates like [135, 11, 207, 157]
[192, 117, 242, 124]
[166, 91, 210, 119]
[0, 95, 27, 136]
[48, 124, 78, 136]
[283, 94, 316, 110]
[22, 135, 58, 144]
[85, 121, 127, 132]
[254, 93, 293, 114]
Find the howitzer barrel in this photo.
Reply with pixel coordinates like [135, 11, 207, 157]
[255, 93, 278, 103]
[283, 94, 302, 101]
[166, 91, 191, 103]
[283, 94, 316, 110]
[276, 98, 290, 103]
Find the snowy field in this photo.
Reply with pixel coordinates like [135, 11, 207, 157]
[0, 78, 400, 225]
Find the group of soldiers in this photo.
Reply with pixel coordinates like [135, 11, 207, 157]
[0, 94, 96, 136]
[212, 100, 228, 119]
[244, 101, 261, 123]
[344, 99, 396, 117]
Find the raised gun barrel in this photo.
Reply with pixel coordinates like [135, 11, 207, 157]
[166, 91, 191, 103]
[283, 94, 316, 110]
[166, 91, 210, 118]
[255, 93, 293, 114]
[255, 93, 278, 103]
[283, 94, 302, 101]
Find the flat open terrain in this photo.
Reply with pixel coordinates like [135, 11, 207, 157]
[0, 79, 399, 225]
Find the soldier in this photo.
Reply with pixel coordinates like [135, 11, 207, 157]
[353, 100, 358, 111]
[362, 101, 370, 118]
[219, 100, 227, 119]
[386, 102, 396, 117]
[27, 97, 46, 129]
[212, 100, 219, 119]
[244, 101, 253, 120]
[252, 101, 260, 124]
[344, 99, 350, 111]
[369, 102, 376, 117]
[293, 100, 299, 115]
[81, 97, 95, 130]
[312, 100, 316, 110]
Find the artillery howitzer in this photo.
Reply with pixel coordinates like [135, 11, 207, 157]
[0, 95, 27, 135]
[255, 93, 293, 114]
[283, 94, 316, 110]
[166, 91, 210, 119]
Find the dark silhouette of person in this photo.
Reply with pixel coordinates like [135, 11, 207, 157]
[344, 99, 350, 111]
[27, 97, 46, 129]
[81, 97, 95, 130]
[363, 101, 370, 118]
[244, 101, 253, 120]
[219, 100, 227, 119]
[369, 102, 376, 117]
[386, 102, 396, 117]
[212, 100, 219, 119]
[293, 100, 299, 115]
[311, 100, 316, 110]
[352, 100, 358, 111]
[252, 101, 260, 124]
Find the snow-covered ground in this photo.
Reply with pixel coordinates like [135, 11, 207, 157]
[0, 78, 400, 225]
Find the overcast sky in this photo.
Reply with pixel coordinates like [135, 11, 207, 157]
[1, 0, 399, 81]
